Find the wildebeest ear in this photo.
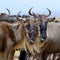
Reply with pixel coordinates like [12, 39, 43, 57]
[47, 17, 55, 22]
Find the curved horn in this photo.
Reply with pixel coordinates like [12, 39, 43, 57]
[6, 8, 10, 15]
[46, 8, 51, 17]
[16, 11, 21, 21]
[28, 7, 33, 16]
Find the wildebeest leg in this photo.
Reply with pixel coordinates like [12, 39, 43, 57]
[54, 53, 60, 60]
[33, 53, 40, 60]
[8, 50, 15, 60]
[0, 52, 4, 60]
[1, 50, 9, 60]
[41, 51, 46, 60]
[2, 37, 13, 60]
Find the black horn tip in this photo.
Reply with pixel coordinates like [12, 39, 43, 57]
[46, 8, 49, 10]
[46, 8, 51, 17]
[28, 7, 34, 16]
[31, 7, 33, 9]
[46, 8, 51, 12]
[6, 8, 8, 10]
[6, 8, 10, 15]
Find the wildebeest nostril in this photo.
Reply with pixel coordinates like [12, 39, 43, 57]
[41, 35, 47, 40]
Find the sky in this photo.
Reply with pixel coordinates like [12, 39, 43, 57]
[0, 0, 60, 17]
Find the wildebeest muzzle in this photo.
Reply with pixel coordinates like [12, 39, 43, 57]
[39, 22, 47, 40]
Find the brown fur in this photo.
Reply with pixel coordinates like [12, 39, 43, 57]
[0, 21, 28, 60]
[0, 23, 15, 60]
[25, 37, 49, 55]
[26, 38, 52, 60]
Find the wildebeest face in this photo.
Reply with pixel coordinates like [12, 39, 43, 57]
[28, 25, 36, 41]
[26, 19, 38, 43]
[39, 15, 55, 40]
[39, 19, 47, 39]
[38, 15, 49, 39]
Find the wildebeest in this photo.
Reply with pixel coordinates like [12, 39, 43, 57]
[14, 12, 39, 60]
[7, 12, 38, 60]
[39, 22, 60, 60]
[0, 12, 28, 60]
[28, 8, 60, 60]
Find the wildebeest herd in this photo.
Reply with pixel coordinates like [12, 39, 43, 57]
[0, 8, 60, 60]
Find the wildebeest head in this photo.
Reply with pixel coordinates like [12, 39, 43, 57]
[0, 9, 22, 23]
[16, 12, 38, 44]
[0, 8, 10, 17]
[29, 8, 55, 40]
[25, 18, 38, 44]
